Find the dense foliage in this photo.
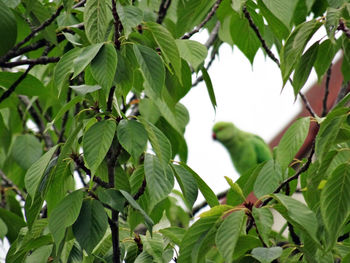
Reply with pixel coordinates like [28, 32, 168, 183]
[0, 0, 350, 262]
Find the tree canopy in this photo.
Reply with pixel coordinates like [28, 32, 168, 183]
[0, 0, 350, 262]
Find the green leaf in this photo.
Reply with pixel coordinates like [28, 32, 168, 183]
[146, 22, 182, 80]
[139, 98, 161, 124]
[141, 233, 164, 263]
[91, 43, 118, 90]
[140, 118, 172, 168]
[117, 5, 143, 37]
[215, 210, 246, 262]
[254, 160, 283, 198]
[117, 119, 147, 161]
[276, 117, 310, 169]
[0, 217, 7, 239]
[48, 190, 83, 247]
[25, 245, 53, 263]
[230, 10, 261, 64]
[199, 205, 233, 218]
[175, 39, 208, 71]
[73, 43, 103, 79]
[70, 84, 101, 95]
[83, 119, 116, 174]
[98, 189, 125, 212]
[11, 134, 42, 170]
[24, 145, 58, 199]
[0, 208, 25, 243]
[159, 227, 185, 245]
[314, 40, 337, 80]
[178, 162, 219, 207]
[273, 193, 318, 242]
[120, 190, 154, 233]
[262, 0, 299, 28]
[0, 72, 47, 98]
[135, 251, 153, 263]
[280, 20, 322, 85]
[201, 66, 217, 111]
[292, 42, 319, 96]
[321, 163, 350, 247]
[251, 247, 283, 263]
[225, 176, 245, 203]
[178, 215, 220, 263]
[133, 44, 165, 99]
[144, 154, 174, 208]
[73, 199, 108, 254]
[0, 0, 17, 56]
[171, 164, 198, 209]
[252, 207, 273, 246]
[326, 7, 342, 41]
[84, 0, 111, 43]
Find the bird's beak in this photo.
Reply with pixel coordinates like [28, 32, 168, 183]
[212, 132, 217, 140]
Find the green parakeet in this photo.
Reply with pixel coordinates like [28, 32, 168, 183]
[212, 122, 272, 175]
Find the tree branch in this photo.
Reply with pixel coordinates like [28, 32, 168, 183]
[0, 66, 33, 105]
[322, 64, 332, 117]
[0, 170, 26, 201]
[242, 5, 317, 118]
[107, 86, 116, 113]
[111, 0, 122, 49]
[0, 56, 60, 68]
[181, 0, 223, 39]
[157, 0, 172, 24]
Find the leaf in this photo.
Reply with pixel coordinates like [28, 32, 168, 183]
[280, 20, 322, 86]
[273, 193, 318, 242]
[254, 160, 283, 198]
[141, 233, 164, 262]
[215, 210, 246, 262]
[0, 208, 25, 243]
[53, 48, 82, 96]
[120, 190, 154, 233]
[140, 118, 172, 167]
[98, 189, 125, 212]
[139, 98, 161, 124]
[199, 205, 233, 218]
[225, 176, 245, 203]
[178, 162, 219, 207]
[321, 163, 350, 247]
[25, 245, 53, 263]
[230, 10, 261, 64]
[133, 44, 165, 99]
[251, 247, 283, 263]
[83, 119, 116, 174]
[11, 134, 42, 170]
[73, 199, 108, 254]
[48, 190, 83, 247]
[0, 0, 17, 56]
[84, 0, 111, 43]
[24, 145, 58, 199]
[70, 84, 101, 95]
[252, 207, 273, 246]
[314, 39, 337, 80]
[262, 0, 299, 28]
[175, 39, 207, 71]
[201, 66, 217, 111]
[0, 217, 7, 239]
[178, 215, 220, 263]
[146, 22, 182, 80]
[159, 227, 185, 245]
[276, 117, 310, 169]
[117, 119, 147, 161]
[292, 42, 319, 96]
[171, 164, 198, 209]
[117, 5, 143, 37]
[73, 43, 103, 78]
[91, 43, 118, 90]
[144, 154, 174, 208]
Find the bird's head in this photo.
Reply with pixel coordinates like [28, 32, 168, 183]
[212, 122, 236, 142]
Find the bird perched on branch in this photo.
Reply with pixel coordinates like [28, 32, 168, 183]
[212, 122, 272, 175]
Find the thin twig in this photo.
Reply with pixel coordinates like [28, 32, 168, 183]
[0, 66, 33, 104]
[57, 88, 72, 143]
[157, 0, 172, 24]
[242, 5, 317, 118]
[322, 64, 332, 117]
[0, 57, 60, 68]
[288, 223, 301, 245]
[333, 81, 350, 107]
[181, 0, 223, 39]
[0, 170, 26, 201]
[12, 6, 64, 50]
[205, 21, 220, 49]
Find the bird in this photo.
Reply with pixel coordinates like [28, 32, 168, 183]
[212, 122, 272, 175]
